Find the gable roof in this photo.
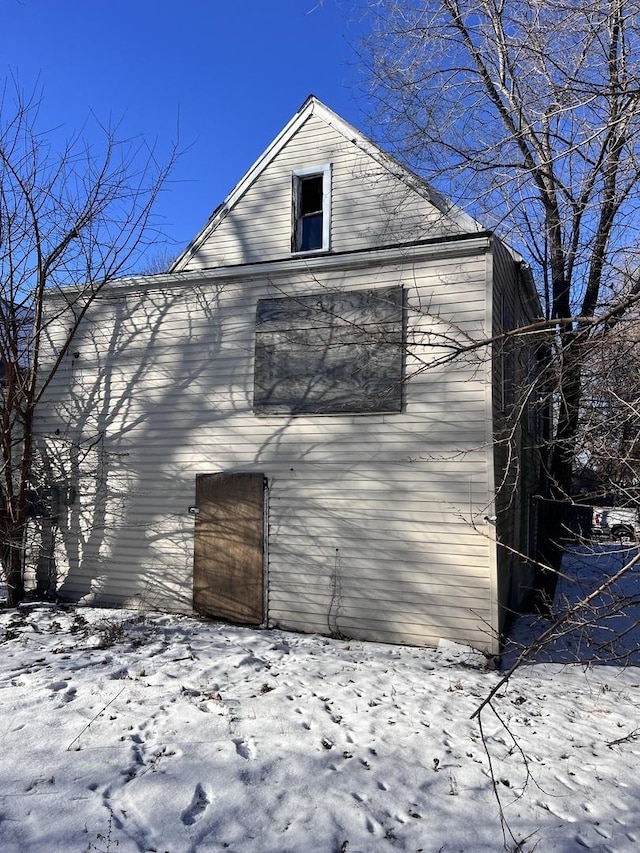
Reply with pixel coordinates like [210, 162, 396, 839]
[170, 95, 481, 273]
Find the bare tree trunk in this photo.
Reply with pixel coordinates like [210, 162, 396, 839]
[360, 0, 640, 605]
[2, 527, 25, 606]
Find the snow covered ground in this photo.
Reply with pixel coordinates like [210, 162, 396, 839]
[1, 546, 639, 852]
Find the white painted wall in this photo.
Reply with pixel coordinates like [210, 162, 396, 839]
[176, 113, 468, 271]
[36, 100, 520, 652]
[39, 239, 502, 651]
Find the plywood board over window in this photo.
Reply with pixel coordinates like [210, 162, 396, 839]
[254, 284, 404, 415]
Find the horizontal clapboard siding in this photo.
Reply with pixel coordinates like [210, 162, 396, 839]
[38, 240, 500, 651]
[184, 115, 464, 269]
[491, 239, 540, 627]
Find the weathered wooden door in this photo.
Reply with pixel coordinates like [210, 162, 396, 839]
[193, 473, 265, 625]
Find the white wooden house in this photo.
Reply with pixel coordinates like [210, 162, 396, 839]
[38, 96, 542, 654]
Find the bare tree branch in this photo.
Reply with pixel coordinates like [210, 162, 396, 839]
[0, 82, 177, 604]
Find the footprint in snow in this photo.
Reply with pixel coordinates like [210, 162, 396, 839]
[233, 736, 257, 760]
[47, 680, 76, 703]
[63, 686, 77, 703]
[181, 783, 210, 825]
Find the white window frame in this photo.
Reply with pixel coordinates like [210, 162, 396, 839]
[292, 163, 331, 254]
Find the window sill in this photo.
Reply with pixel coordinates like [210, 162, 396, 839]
[291, 247, 331, 257]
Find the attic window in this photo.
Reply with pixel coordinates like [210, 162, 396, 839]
[292, 165, 331, 253]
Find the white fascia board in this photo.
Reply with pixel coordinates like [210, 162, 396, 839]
[171, 96, 321, 272]
[171, 96, 485, 272]
[51, 235, 493, 301]
[309, 100, 484, 235]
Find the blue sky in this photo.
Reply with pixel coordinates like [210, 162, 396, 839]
[3, 0, 366, 264]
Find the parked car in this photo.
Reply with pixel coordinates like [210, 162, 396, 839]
[591, 507, 640, 543]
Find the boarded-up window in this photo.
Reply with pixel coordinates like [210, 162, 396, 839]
[254, 285, 403, 415]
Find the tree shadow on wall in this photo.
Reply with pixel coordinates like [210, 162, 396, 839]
[37, 279, 242, 608]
